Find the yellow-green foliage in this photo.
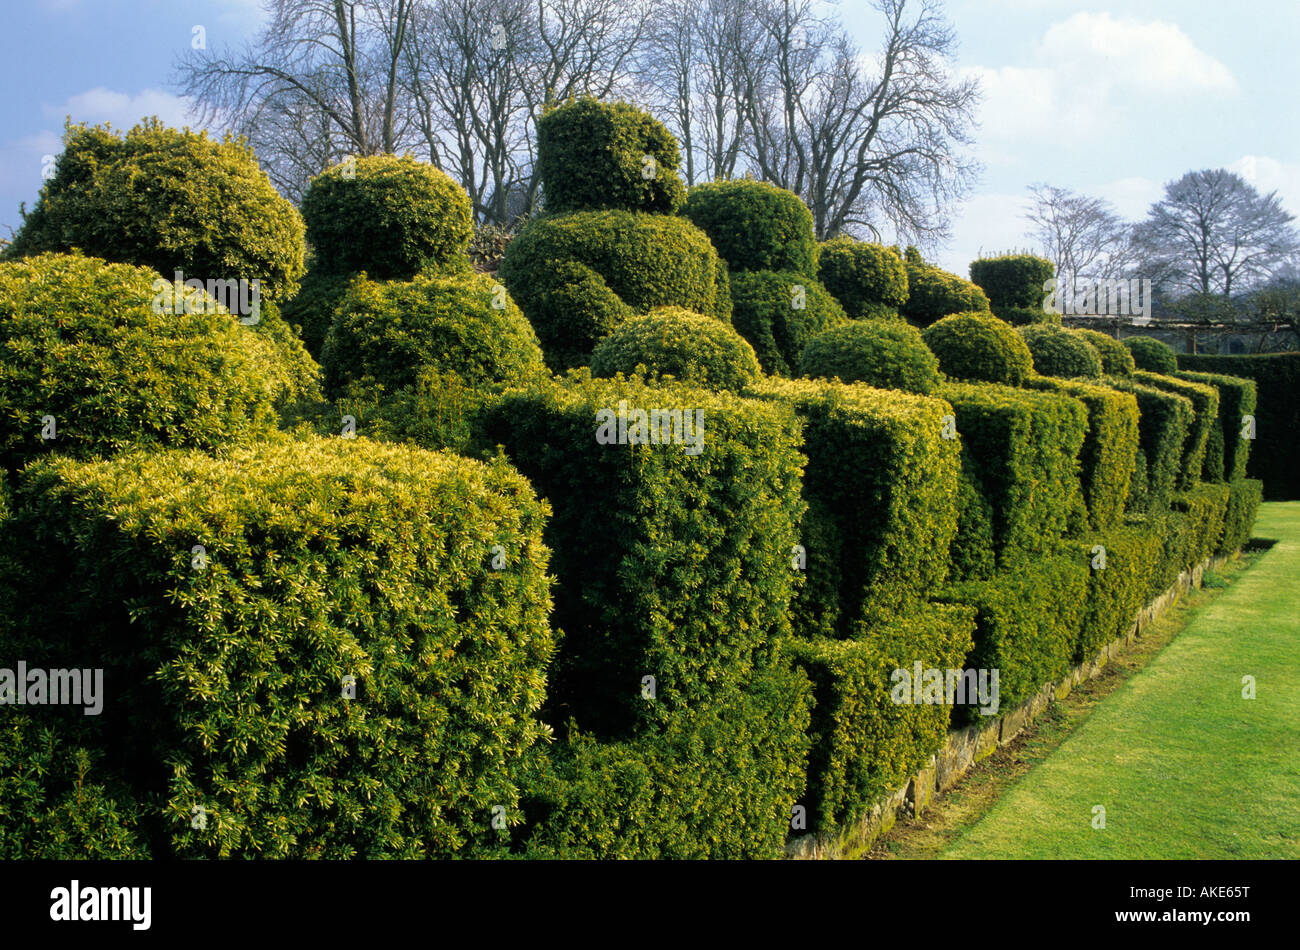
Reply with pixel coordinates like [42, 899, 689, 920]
[816, 237, 909, 316]
[300, 154, 473, 279]
[969, 254, 1054, 312]
[787, 603, 977, 830]
[1074, 526, 1161, 660]
[798, 320, 940, 394]
[750, 378, 961, 631]
[590, 306, 760, 391]
[0, 253, 293, 471]
[1173, 481, 1231, 565]
[3, 436, 555, 857]
[1219, 478, 1262, 554]
[1106, 376, 1194, 511]
[1019, 324, 1103, 379]
[900, 262, 991, 326]
[4, 119, 305, 302]
[923, 311, 1034, 385]
[683, 179, 818, 274]
[1133, 371, 1219, 491]
[1176, 369, 1257, 482]
[729, 270, 848, 375]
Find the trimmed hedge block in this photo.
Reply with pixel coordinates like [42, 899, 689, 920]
[1219, 478, 1262, 555]
[1132, 371, 1219, 492]
[969, 254, 1055, 312]
[1175, 370, 1257, 482]
[1074, 526, 1160, 660]
[2, 436, 556, 858]
[939, 381, 1087, 563]
[1026, 377, 1138, 530]
[1106, 376, 1194, 511]
[1018, 324, 1103, 379]
[750, 378, 961, 632]
[900, 262, 991, 326]
[787, 603, 977, 831]
[590, 306, 760, 391]
[479, 374, 805, 737]
[1124, 335, 1178, 373]
[1173, 482, 1231, 566]
[1074, 328, 1135, 375]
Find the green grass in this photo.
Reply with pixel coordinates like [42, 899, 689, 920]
[940, 502, 1300, 859]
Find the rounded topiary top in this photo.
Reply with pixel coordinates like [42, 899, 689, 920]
[921, 311, 1034, 385]
[727, 270, 848, 376]
[1123, 335, 1178, 374]
[1018, 324, 1103, 379]
[682, 179, 817, 274]
[301, 154, 472, 280]
[321, 271, 546, 399]
[994, 305, 1059, 327]
[590, 307, 761, 391]
[4, 119, 306, 302]
[0, 253, 287, 470]
[969, 254, 1055, 311]
[816, 237, 909, 316]
[798, 320, 940, 395]
[900, 262, 991, 326]
[1073, 327, 1135, 375]
[537, 98, 686, 215]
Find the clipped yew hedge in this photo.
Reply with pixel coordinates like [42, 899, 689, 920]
[1175, 369, 1257, 483]
[1107, 376, 1194, 512]
[1220, 478, 1263, 554]
[816, 237, 909, 316]
[751, 378, 962, 633]
[729, 270, 848, 375]
[1074, 526, 1160, 660]
[1018, 324, 1103, 379]
[923, 311, 1034, 386]
[590, 306, 760, 391]
[900, 262, 991, 326]
[1074, 328, 1135, 375]
[797, 320, 941, 394]
[787, 604, 977, 831]
[2, 436, 556, 858]
[1173, 482, 1231, 566]
[969, 254, 1055, 312]
[1132, 371, 1219, 492]
[682, 179, 818, 274]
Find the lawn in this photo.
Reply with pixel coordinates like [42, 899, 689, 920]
[940, 501, 1300, 859]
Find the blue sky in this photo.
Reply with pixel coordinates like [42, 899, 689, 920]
[2, 0, 1297, 277]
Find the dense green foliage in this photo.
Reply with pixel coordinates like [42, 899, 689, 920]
[788, 604, 977, 830]
[320, 271, 545, 400]
[1106, 376, 1194, 511]
[537, 98, 686, 215]
[590, 307, 759, 391]
[1074, 328, 1136, 375]
[1173, 482, 1231, 566]
[1175, 370, 1257, 482]
[1074, 526, 1160, 660]
[301, 155, 473, 280]
[751, 378, 961, 632]
[1180, 353, 1298, 499]
[499, 210, 728, 370]
[815, 237, 909, 316]
[1124, 335, 1179, 374]
[0, 254, 296, 472]
[900, 262, 991, 326]
[729, 270, 848, 375]
[940, 382, 1087, 563]
[1026, 377, 1138, 530]
[797, 320, 941, 394]
[1018, 324, 1104, 379]
[4, 119, 305, 302]
[2, 437, 556, 857]
[1132, 371, 1219, 491]
[995, 305, 1059, 326]
[280, 269, 356, 360]
[479, 374, 805, 737]
[969, 254, 1055, 312]
[1219, 478, 1263, 554]
[682, 179, 817, 274]
[923, 312, 1035, 385]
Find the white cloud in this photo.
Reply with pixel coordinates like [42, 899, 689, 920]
[1231, 155, 1300, 219]
[1092, 176, 1164, 221]
[42, 87, 196, 132]
[937, 192, 1043, 277]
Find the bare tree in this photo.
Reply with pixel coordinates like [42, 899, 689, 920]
[1132, 168, 1300, 299]
[1025, 184, 1134, 282]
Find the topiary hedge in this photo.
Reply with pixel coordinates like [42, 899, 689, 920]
[2, 436, 556, 857]
[1173, 482, 1231, 566]
[320, 271, 545, 400]
[899, 262, 991, 326]
[815, 237, 909, 316]
[995, 305, 1059, 326]
[750, 378, 961, 632]
[682, 179, 817, 274]
[4, 119, 305, 302]
[0, 253, 293, 472]
[922, 311, 1034, 386]
[729, 270, 848, 376]
[1106, 376, 1194, 512]
[1219, 478, 1263, 554]
[939, 381, 1087, 564]
[1123, 335, 1178, 373]
[1180, 353, 1299, 500]
[478, 373, 805, 738]
[301, 154, 473, 280]
[590, 306, 760, 391]
[1175, 370, 1257, 482]
[1018, 324, 1103, 379]
[936, 554, 1087, 723]
[1074, 328, 1136, 375]
[797, 320, 940, 394]
[1026, 377, 1138, 531]
[499, 210, 728, 371]
[787, 604, 977, 831]
[537, 98, 686, 215]
[1132, 371, 1219, 492]
[1074, 526, 1161, 661]
[280, 269, 357, 360]
[969, 254, 1055, 312]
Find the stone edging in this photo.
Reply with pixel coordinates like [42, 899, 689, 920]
[784, 551, 1238, 859]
